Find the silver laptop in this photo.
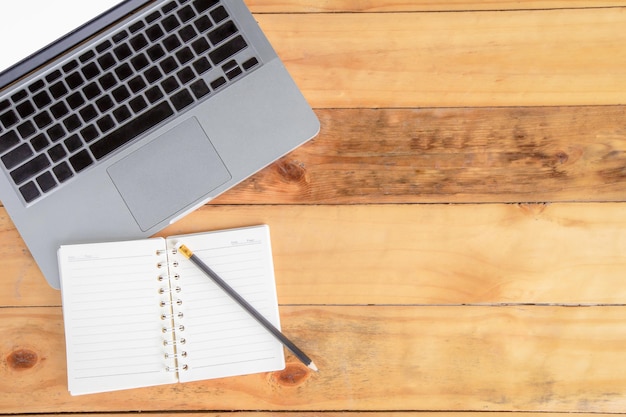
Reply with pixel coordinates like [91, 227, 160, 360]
[0, 0, 319, 289]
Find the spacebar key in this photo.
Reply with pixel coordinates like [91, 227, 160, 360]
[90, 101, 174, 160]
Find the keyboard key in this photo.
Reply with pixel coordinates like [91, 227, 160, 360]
[34, 111, 53, 129]
[160, 57, 179, 74]
[226, 66, 243, 80]
[112, 30, 129, 43]
[193, 0, 219, 13]
[19, 181, 40, 203]
[62, 60, 79, 73]
[171, 89, 194, 111]
[90, 101, 174, 160]
[131, 53, 150, 71]
[80, 125, 99, 142]
[144, 66, 164, 83]
[33, 91, 52, 109]
[161, 76, 180, 93]
[0, 130, 20, 154]
[96, 95, 115, 112]
[64, 134, 83, 153]
[177, 49, 194, 66]
[67, 92, 86, 110]
[162, 15, 181, 32]
[192, 57, 212, 74]
[113, 105, 132, 123]
[194, 15, 213, 33]
[16, 101, 35, 118]
[48, 144, 67, 162]
[145, 86, 164, 103]
[2, 143, 33, 170]
[66, 71, 85, 89]
[17, 121, 36, 139]
[83, 82, 102, 100]
[146, 24, 165, 42]
[115, 63, 134, 81]
[98, 53, 116, 70]
[28, 80, 45, 93]
[209, 35, 247, 65]
[190, 79, 210, 99]
[163, 34, 182, 52]
[69, 149, 94, 172]
[177, 67, 195, 84]
[53, 161, 74, 182]
[47, 124, 66, 142]
[81, 62, 101, 80]
[0, 100, 10, 112]
[11, 89, 27, 103]
[31, 134, 49, 152]
[128, 76, 147, 93]
[96, 39, 113, 53]
[1, 110, 19, 128]
[79, 50, 95, 63]
[50, 81, 69, 99]
[210, 76, 226, 90]
[50, 102, 69, 119]
[63, 114, 83, 132]
[114, 43, 133, 60]
[147, 44, 166, 62]
[191, 37, 210, 54]
[36, 171, 57, 192]
[98, 73, 118, 90]
[11, 154, 51, 184]
[179, 25, 197, 42]
[242, 57, 259, 71]
[129, 21, 145, 34]
[97, 115, 116, 133]
[79, 104, 98, 123]
[130, 33, 148, 51]
[210, 6, 229, 23]
[52, 162, 74, 182]
[112, 85, 131, 103]
[146, 11, 162, 24]
[129, 96, 148, 113]
[45, 70, 62, 83]
[177, 5, 196, 23]
[162, 1, 177, 14]
[208, 21, 238, 45]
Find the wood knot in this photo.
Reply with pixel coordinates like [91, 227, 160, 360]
[272, 363, 311, 387]
[7, 349, 38, 370]
[276, 160, 307, 183]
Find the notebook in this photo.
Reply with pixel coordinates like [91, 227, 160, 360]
[0, 0, 319, 289]
[58, 225, 285, 395]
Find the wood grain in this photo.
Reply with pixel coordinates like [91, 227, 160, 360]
[213, 107, 626, 204]
[247, 0, 626, 12]
[255, 8, 626, 107]
[3, 203, 626, 307]
[3, 305, 626, 413]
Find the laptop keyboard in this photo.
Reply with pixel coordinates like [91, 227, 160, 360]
[0, 0, 261, 204]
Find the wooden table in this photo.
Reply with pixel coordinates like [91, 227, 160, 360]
[3, 1, 626, 415]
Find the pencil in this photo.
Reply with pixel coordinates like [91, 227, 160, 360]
[176, 243, 318, 372]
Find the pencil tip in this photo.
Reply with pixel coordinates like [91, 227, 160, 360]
[308, 361, 319, 372]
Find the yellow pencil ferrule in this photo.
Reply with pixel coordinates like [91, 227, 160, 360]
[177, 243, 193, 259]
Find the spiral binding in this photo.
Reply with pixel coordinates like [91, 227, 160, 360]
[158, 246, 188, 374]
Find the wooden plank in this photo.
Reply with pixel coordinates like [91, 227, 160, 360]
[3, 305, 626, 413]
[255, 8, 626, 107]
[214, 107, 626, 204]
[247, 0, 626, 13]
[3, 203, 626, 307]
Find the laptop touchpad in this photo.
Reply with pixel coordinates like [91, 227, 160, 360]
[107, 117, 231, 231]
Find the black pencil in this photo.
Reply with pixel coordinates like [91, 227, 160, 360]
[176, 243, 318, 372]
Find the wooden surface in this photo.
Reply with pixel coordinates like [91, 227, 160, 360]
[3, 0, 626, 415]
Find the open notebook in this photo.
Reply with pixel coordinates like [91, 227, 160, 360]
[58, 225, 285, 395]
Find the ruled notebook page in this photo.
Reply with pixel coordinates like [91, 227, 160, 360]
[167, 225, 285, 382]
[58, 238, 177, 395]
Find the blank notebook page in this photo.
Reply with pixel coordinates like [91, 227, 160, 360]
[59, 238, 175, 395]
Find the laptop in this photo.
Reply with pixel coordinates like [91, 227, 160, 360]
[0, 0, 319, 289]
